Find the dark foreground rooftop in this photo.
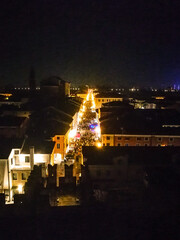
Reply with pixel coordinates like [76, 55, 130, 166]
[0, 204, 179, 240]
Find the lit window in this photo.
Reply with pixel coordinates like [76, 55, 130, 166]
[57, 143, 60, 149]
[13, 173, 17, 180]
[22, 173, 26, 180]
[25, 156, 30, 163]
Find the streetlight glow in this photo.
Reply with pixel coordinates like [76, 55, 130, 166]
[18, 185, 23, 194]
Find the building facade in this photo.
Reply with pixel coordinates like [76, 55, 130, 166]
[102, 134, 180, 147]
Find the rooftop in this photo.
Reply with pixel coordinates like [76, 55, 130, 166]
[0, 116, 27, 127]
[82, 146, 180, 165]
[102, 100, 132, 108]
[100, 109, 180, 135]
[95, 92, 123, 98]
[21, 138, 55, 154]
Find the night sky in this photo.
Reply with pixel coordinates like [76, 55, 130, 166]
[0, 0, 180, 87]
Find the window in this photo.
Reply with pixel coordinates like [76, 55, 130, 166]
[103, 143, 105, 146]
[169, 138, 174, 142]
[137, 137, 142, 141]
[12, 173, 17, 180]
[11, 158, 13, 165]
[106, 136, 110, 140]
[117, 143, 121, 146]
[96, 170, 101, 177]
[125, 143, 129, 146]
[102, 99, 104, 102]
[22, 173, 26, 180]
[125, 137, 130, 141]
[136, 143, 140, 146]
[25, 156, 30, 163]
[157, 138, 162, 142]
[144, 137, 149, 141]
[98, 99, 100, 102]
[14, 150, 19, 155]
[57, 137, 60, 140]
[107, 143, 110, 146]
[144, 144, 149, 146]
[117, 137, 121, 140]
[57, 143, 60, 149]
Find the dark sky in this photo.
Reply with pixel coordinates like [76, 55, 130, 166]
[0, 0, 180, 87]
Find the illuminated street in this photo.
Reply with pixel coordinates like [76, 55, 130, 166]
[54, 89, 102, 206]
[65, 89, 101, 165]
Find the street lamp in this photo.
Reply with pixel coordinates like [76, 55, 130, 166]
[96, 142, 102, 148]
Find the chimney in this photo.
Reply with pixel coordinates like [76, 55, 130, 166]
[30, 146, 34, 170]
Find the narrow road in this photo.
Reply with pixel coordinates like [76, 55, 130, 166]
[65, 89, 101, 165]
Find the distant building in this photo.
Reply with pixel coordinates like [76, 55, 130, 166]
[40, 76, 70, 98]
[100, 109, 180, 147]
[95, 92, 123, 109]
[97, 100, 133, 119]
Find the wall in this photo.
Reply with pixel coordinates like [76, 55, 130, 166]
[53, 133, 70, 160]
[11, 170, 31, 188]
[102, 134, 180, 147]
[87, 156, 143, 191]
[0, 160, 9, 191]
[95, 97, 123, 109]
